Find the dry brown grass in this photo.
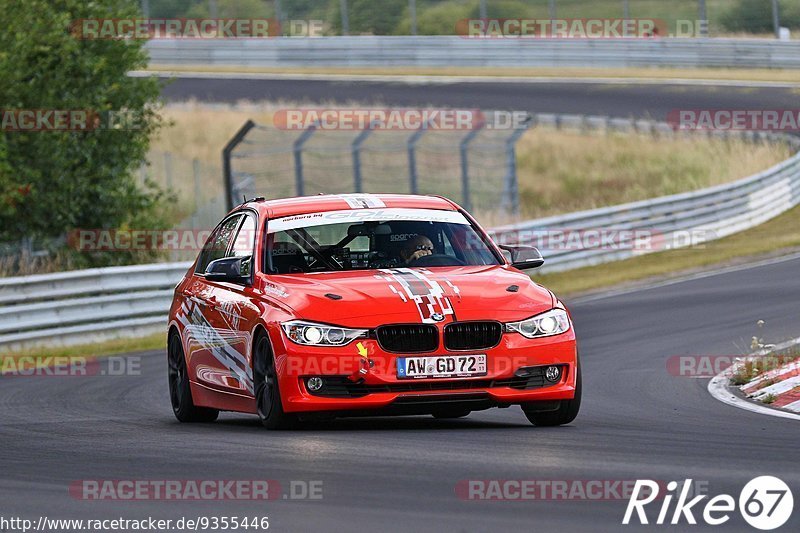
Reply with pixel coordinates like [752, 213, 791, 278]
[146, 65, 800, 84]
[0, 250, 81, 277]
[151, 101, 282, 166]
[515, 129, 790, 218]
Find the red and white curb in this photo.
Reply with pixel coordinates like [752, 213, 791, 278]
[743, 359, 800, 408]
[708, 337, 800, 420]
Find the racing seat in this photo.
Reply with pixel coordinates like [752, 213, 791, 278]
[270, 241, 308, 274]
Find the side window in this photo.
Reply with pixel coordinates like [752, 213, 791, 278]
[230, 214, 256, 276]
[231, 214, 256, 257]
[195, 215, 242, 274]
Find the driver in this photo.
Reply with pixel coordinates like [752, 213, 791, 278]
[400, 234, 434, 264]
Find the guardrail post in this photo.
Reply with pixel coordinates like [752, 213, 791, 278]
[502, 116, 533, 216]
[222, 120, 256, 211]
[407, 121, 430, 194]
[293, 123, 318, 197]
[352, 121, 377, 193]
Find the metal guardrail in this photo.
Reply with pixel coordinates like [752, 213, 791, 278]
[0, 262, 191, 351]
[494, 115, 800, 273]
[146, 37, 800, 70]
[1, 117, 799, 350]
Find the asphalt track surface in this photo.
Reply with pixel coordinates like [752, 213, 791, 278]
[161, 76, 800, 120]
[1, 78, 797, 532]
[2, 254, 799, 532]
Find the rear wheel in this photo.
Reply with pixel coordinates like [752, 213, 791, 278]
[522, 361, 581, 427]
[167, 332, 219, 423]
[253, 331, 297, 430]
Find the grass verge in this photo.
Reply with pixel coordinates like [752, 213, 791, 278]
[1, 333, 165, 360]
[534, 203, 800, 297]
[145, 65, 800, 85]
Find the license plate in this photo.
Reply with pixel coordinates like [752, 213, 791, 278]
[397, 354, 486, 379]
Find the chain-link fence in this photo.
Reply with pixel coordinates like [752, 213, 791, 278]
[142, 151, 227, 231]
[224, 115, 531, 218]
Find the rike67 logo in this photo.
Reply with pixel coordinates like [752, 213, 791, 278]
[623, 477, 793, 530]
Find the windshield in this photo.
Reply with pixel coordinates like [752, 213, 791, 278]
[265, 208, 501, 273]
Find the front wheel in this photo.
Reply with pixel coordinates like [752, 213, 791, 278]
[253, 331, 297, 430]
[522, 361, 581, 427]
[167, 331, 219, 423]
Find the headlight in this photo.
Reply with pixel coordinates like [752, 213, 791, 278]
[281, 320, 367, 346]
[505, 308, 570, 338]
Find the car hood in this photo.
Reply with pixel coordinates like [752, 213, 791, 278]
[261, 266, 555, 327]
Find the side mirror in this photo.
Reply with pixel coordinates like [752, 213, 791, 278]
[498, 245, 544, 270]
[205, 256, 251, 283]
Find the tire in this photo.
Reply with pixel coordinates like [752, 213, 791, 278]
[432, 410, 471, 419]
[522, 361, 581, 427]
[167, 331, 219, 423]
[253, 331, 297, 430]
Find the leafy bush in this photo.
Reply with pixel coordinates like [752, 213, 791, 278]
[0, 0, 172, 269]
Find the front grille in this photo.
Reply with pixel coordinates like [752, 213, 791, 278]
[308, 366, 555, 398]
[444, 321, 502, 351]
[376, 324, 439, 353]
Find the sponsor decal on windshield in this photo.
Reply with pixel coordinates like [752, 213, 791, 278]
[267, 208, 469, 233]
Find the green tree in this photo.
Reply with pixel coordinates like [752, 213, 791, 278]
[331, 0, 406, 35]
[720, 0, 800, 33]
[0, 0, 169, 266]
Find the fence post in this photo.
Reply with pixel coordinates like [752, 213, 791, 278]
[222, 120, 256, 211]
[406, 122, 429, 194]
[292, 123, 318, 197]
[772, 0, 781, 39]
[459, 122, 485, 211]
[698, 0, 708, 37]
[352, 121, 377, 193]
[502, 116, 533, 216]
[340, 0, 349, 35]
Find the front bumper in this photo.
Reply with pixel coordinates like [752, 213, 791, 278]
[271, 326, 578, 413]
